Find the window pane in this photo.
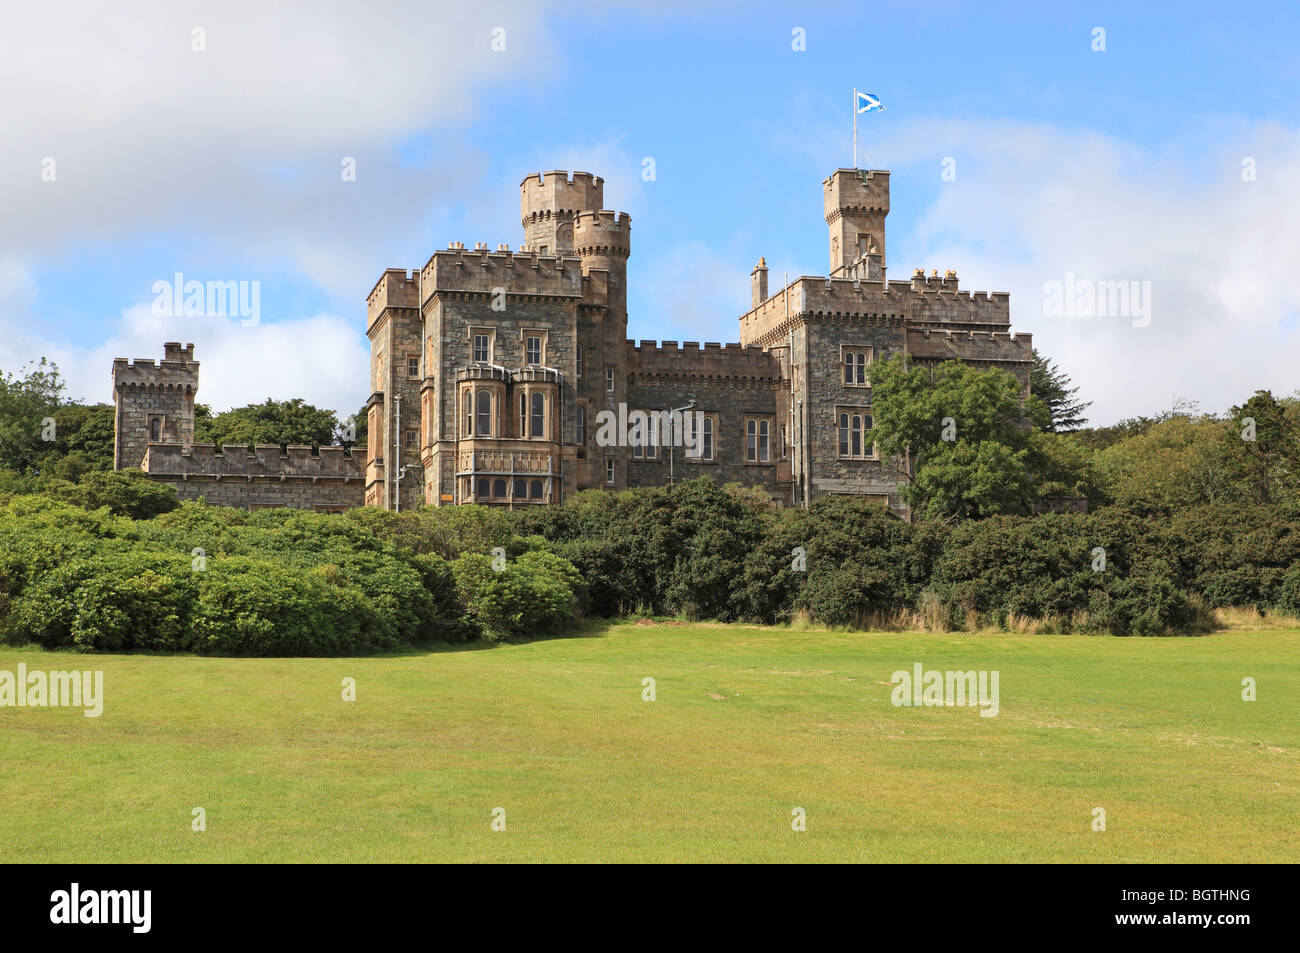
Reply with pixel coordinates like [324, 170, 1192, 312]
[530, 480, 543, 499]
[477, 390, 491, 436]
[845, 359, 853, 383]
[839, 413, 849, 455]
[852, 415, 862, 456]
[703, 418, 713, 459]
[476, 478, 489, 497]
[493, 479, 506, 498]
[759, 421, 769, 462]
[857, 353, 866, 384]
[514, 478, 527, 498]
[531, 392, 544, 438]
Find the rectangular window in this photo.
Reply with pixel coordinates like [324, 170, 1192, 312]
[405, 429, 416, 448]
[843, 347, 872, 386]
[519, 392, 527, 437]
[687, 414, 716, 462]
[407, 355, 420, 378]
[530, 392, 545, 439]
[605, 457, 615, 485]
[745, 417, 772, 463]
[576, 404, 586, 444]
[476, 389, 491, 437]
[473, 334, 490, 363]
[605, 367, 615, 393]
[576, 344, 584, 378]
[780, 424, 788, 460]
[526, 336, 541, 365]
[837, 410, 875, 459]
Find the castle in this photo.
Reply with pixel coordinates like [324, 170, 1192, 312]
[113, 166, 1033, 515]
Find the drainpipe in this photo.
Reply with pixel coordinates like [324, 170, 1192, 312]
[668, 399, 696, 484]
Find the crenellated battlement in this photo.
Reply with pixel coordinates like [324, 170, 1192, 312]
[366, 268, 419, 329]
[905, 326, 1033, 366]
[823, 168, 891, 218]
[739, 272, 1013, 346]
[112, 342, 199, 392]
[573, 210, 631, 258]
[627, 339, 782, 380]
[142, 442, 363, 479]
[520, 170, 605, 222]
[419, 246, 593, 300]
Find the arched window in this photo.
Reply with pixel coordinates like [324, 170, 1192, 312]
[702, 417, 714, 460]
[758, 420, 770, 462]
[476, 477, 489, 497]
[851, 415, 863, 457]
[476, 389, 491, 437]
[746, 419, 757, 461]
[513, 478, 527, 499]
[576, 405, 586, 444]
[531, 392, 545, 439]
[149, 418, 161, 442]
[493, 478, 506, 498]
[519, 392, 527, 437]
[839, 413, 850, 456]
[463, 389, 473, 438]
[530, 480, 543, 499]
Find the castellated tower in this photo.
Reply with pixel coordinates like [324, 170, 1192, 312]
[520, 170, 604, 255]
[111, 341, 198, 470]
[824, 168, 889, 278]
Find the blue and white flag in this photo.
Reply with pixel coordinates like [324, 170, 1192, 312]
[856, 90, 885, 113]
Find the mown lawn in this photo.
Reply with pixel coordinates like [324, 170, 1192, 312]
[1, 622, 1296, 862]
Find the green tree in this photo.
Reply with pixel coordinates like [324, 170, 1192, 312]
[1221, 390, 1300, 504]
[35, 403, 115, 480]
[0, 359, 64, 474]
[194, 398, 340, 448]
[1093, 414, 1234, 510]
[1029, 349, 1091, 432]
[869, 355, 1031, 521]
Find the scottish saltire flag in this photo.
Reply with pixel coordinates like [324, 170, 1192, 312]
[856, 91, 885, 113]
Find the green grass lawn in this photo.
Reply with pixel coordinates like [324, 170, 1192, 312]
[2, 622, 1296, 863]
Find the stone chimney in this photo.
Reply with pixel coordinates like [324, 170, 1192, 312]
[751, 258, 769, 308]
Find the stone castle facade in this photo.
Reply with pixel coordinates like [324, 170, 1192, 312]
[113, 167, 1033, 515]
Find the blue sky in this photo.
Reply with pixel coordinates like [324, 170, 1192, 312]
[3, 0, 1297, 424]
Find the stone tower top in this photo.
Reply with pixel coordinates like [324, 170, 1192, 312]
[520, 170, 605, 254]
[823, 168, 890, 275]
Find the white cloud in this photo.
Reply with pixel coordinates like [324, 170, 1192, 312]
[67, 304, 369, 414]
[0, 0, 562, 290]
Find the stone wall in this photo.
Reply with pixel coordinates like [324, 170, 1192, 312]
[141, 443, 364, 510]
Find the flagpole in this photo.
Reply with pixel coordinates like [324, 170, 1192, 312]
[852, 88, 857, 169]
